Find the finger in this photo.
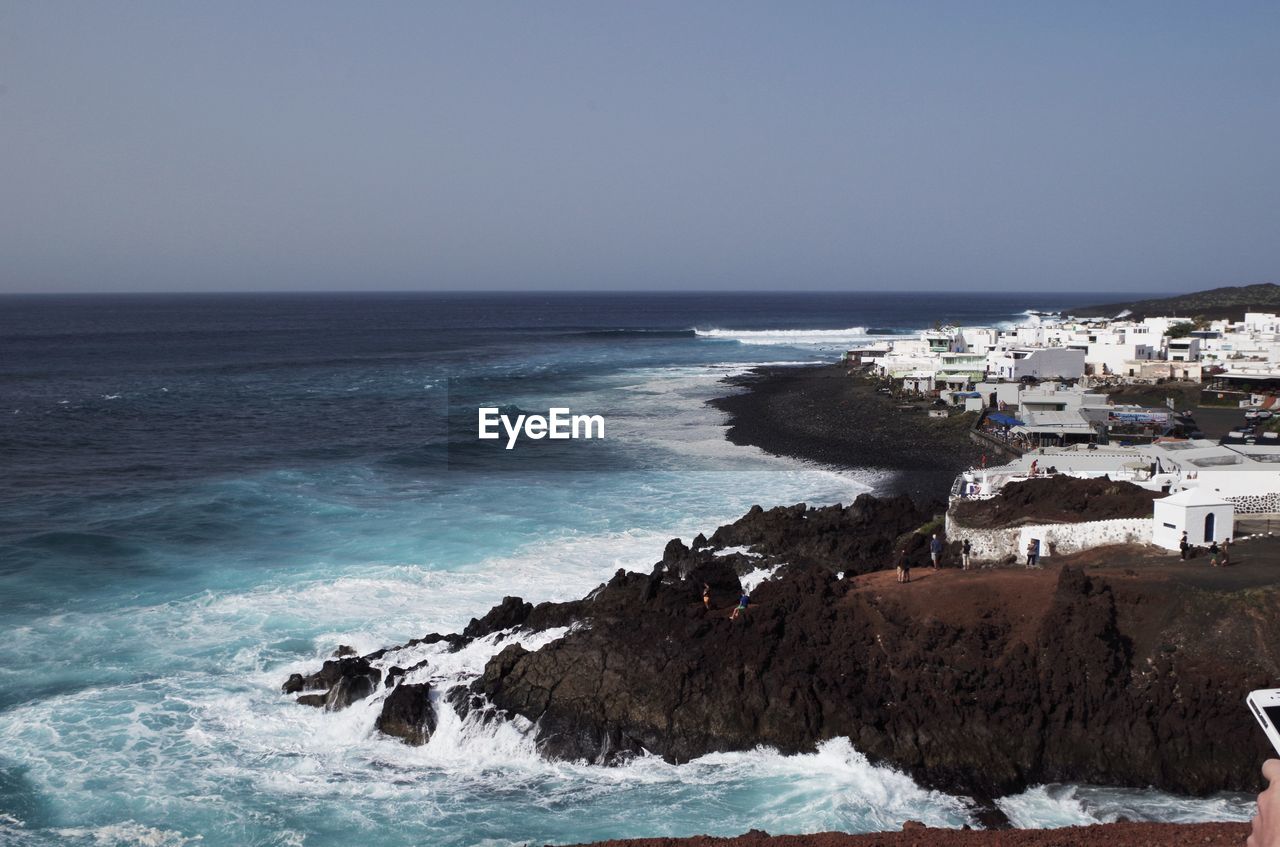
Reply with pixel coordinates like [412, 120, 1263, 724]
[1265, 759, 1280, 784]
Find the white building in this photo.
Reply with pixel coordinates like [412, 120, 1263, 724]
[965, 438, 1280, 514]
[1167, 337, 1201, 362]
[987, 347, 1086, 381]
[1152, 488, 1235, 550]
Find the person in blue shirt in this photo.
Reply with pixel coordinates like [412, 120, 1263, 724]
[730, 591, 750, 620]
[930, 534, 944, 570]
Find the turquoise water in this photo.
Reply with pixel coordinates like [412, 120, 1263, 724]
[0, 293, 1252, 845]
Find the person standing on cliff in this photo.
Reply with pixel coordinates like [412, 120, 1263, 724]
[930, 534, 943, 570]
[961, 539, 972, 570]
[897, 551, 911, 583]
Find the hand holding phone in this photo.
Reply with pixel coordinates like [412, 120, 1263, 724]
[1252, 759, 1280, 847]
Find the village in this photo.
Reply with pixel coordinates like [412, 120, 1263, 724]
[843, 310, 1280, 561]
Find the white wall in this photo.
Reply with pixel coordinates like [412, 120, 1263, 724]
[1193, 468, 1280, 502]
[988, 348, 1086, 381]
[945, 516, 1153, 562]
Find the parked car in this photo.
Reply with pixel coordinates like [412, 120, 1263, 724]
[1258, 410, 1274, 420]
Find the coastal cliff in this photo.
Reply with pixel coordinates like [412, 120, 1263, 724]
[467, 553, 1276, 800]
[283, 497, 1280, 808]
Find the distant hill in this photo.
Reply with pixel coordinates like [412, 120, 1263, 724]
[1071, 282, 1280, 321]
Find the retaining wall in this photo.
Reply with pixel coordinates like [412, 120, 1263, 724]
[1226, 493, 1280, 515]
[945, 515, 1152, 563]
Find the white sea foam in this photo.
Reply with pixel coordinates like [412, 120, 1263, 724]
[51, 823, 201, 846]
[714, 545, 761, 557]
[740, 565, 781, 593]
[998, 784, 1253, 828]
[695, 327, 888, 348]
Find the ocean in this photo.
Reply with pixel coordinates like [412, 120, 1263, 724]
[0, 292, 1253, 846]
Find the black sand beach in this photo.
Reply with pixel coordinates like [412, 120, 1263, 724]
[710, 364, 987, 502]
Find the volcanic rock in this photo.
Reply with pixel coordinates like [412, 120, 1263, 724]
[323, 668, 380, 711]
[284, 656, 382, 710]
[705, 496, 936, 575]
[279, 496, 1280, 803]
[376, 682, 437, 745]
[562, 821, 1251, 847]
[949, 477, 1159, 529]
[464, 596, 534, 639]
[471, 556, 1280, 797]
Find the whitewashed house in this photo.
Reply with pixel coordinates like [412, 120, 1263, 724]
[1151, 488, 1235, 550]
[986, 347, 1086, 381]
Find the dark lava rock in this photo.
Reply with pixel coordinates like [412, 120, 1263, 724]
[324, 668, 380, 711]
[283, 657, 382, 711]
[281, 496, 1280, 802]
[950, 477, 1159, 529]
[402, 632, 469, 652]
[332, 644, 357, 657]
[463, 596, 534, 639]
[295, 693, 327, 708]
[385, 659, 430, 689]
[471, 559, 1280, 797]
[708, 364, 986, 502]
[375, 683, 437, 745]
[706, 496, 936, 576]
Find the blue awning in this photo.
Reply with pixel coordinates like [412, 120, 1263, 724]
[988, 412, 1025, 426]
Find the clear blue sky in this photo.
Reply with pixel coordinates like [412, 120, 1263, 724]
[1, 2, 1277, 293]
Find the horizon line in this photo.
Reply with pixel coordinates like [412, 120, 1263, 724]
[0, 287, 1205, 298]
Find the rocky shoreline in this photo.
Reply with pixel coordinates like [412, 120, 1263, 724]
[708, 364, 986, 502]
[276, 365, 1275, 842]
[282, 498, 1279, 832]
[562, 821, 1249, 847]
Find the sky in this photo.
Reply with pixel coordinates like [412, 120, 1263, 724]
[1, 2, 1277, 294]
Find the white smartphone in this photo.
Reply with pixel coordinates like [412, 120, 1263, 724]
[1248, 689, 1280, 756]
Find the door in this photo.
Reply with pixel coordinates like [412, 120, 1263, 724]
[1204, 512, 1216, 543]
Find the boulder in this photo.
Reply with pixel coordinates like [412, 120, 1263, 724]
[324, 670, 379, 711]
[282, 656, 382, 711]
[463, 596, 533, 639]
[376, 683, 437, 745]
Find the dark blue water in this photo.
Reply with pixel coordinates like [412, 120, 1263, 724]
[3, 291, 1246, 846]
